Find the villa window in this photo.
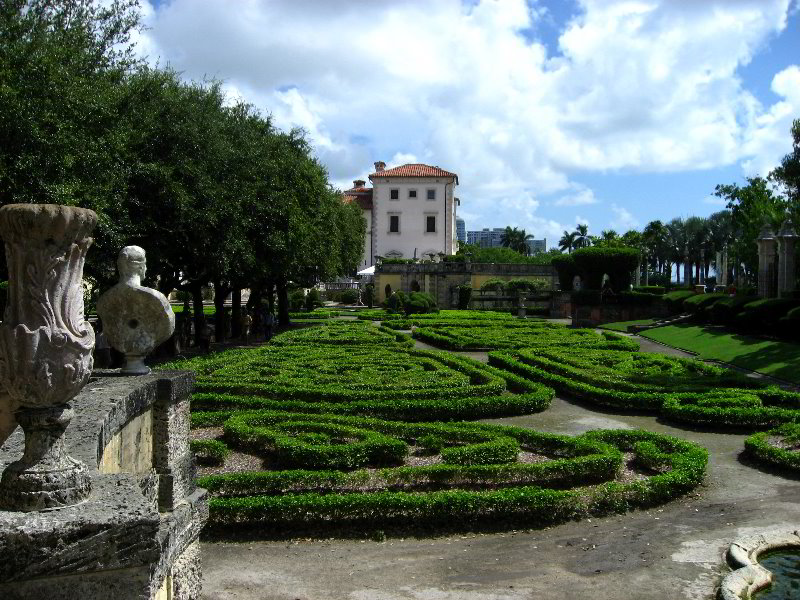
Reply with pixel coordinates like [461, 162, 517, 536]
[409, 189, 417, 199]
[389, 215, 400, 233]
[390, 189, 399, 200]
[426, 189, 436, 200]
[426, 215, 436, 233]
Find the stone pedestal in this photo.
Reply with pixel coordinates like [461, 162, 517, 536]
[0, 204, 96, 511]
[757, 224, 777, 298]
[776, 220, 797, 297]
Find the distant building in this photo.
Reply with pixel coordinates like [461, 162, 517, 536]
[467, 228, 505, 248]
[456, 218, 466, 244]
[343, 162, 459, 268]
[526, 238, 546, 255]
[467, 228, 546, 254]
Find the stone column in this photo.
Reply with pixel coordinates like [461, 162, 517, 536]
[756, 224, 777, 298]
[0, 204, 96, 511]
[776, 220, 798, 297]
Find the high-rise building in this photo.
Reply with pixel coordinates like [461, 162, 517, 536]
[466, 228, 547, 254]
[456, 218, 466, 244]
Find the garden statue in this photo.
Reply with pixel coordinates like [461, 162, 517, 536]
[0, 204, 96, 510]
[97, 246, 175, 375]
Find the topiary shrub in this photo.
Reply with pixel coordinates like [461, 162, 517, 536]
[480, 278, 506, 294]
[572, 247, 640, 291]
[505, 278, 547, 295]
[457, 285, 472, 310]
[707, 295, 752, 325]
[404, 292, 438, 315]
[364, 284, 375, 308]
[682, 292, 726, 314]
[305, 288, 322, 311]
[552, 254, 577, 291]
[289, 289, 306, 311]
[339, 288, 359, 305]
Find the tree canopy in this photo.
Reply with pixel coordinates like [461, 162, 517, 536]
[0, 0, 366, 331]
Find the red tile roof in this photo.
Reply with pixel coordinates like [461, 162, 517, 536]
[369, 164, 458, 182]
[342, 193, 373, 210]
[345, 186, 372, 194]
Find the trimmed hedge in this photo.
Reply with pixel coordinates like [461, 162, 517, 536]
[663, 290, 696, 312]
[744, 423, 800, 472]
[413, 322, 639, 352]
[487, 348, 800, 429]
[194, 412, 707, 532]
[707, 295, 753, 325]
[682, 293, 726, 313]
[736, 298, 800, 330]
[190, 439, 230, 465]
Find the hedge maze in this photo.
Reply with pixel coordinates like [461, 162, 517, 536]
[744, 423, 800, 473]
[162, 318, 713, 535]
[488, 348, 800, 429]
[192, 410, 707, 533]
[412, 321, 640, 351]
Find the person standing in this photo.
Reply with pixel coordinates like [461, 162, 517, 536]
[241, 310, 253, 345]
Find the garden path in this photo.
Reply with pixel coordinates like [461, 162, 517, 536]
[201, 322, 800, 600]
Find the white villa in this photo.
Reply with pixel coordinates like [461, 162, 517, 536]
[344, 161, 460, 269]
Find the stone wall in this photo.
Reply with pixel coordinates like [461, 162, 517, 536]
[375, 262, 557, 307]
[0, 370, 207, 600]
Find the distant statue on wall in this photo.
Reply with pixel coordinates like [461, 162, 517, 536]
[97, 246, 175, 375]
[572, 275, 582, 291]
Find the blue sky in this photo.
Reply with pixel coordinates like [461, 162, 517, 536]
[136, 0, 799, 246]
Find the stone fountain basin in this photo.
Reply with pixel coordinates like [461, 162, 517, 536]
[719, 528, 800, 599]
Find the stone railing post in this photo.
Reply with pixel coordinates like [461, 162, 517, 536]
[0, 204, 96, 511]
[776, 220, 797, 297]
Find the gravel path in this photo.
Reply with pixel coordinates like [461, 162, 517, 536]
[200, 319, 800, 600]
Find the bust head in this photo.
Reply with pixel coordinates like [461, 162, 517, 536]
[118, 245, 146, 284]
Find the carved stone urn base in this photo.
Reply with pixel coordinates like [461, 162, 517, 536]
[122, 354, 150, 375]
[0, 405, 91, 512]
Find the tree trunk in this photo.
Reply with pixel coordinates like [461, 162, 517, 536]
[213, 280, 230, 343]
[277, 279, 290, 326]
[231, 287, 242, 338]
[191, 284, 206, 347]
[266, 280, 276, 316]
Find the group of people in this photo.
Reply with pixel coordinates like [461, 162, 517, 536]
[239, 306, 276, 345]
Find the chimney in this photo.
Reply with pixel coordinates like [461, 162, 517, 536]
[374, 161, 385, 173]
[353, 179, 365, 189]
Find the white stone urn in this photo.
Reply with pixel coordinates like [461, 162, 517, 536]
[0, 204, 96, 511]
[97, 246, 174, 375]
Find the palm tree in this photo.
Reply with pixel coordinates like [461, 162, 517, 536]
[573, 223, 591, 249]
[642, 220, 667, 278]
[558, 230, 577, 253]
[500, 226, 534, 255]
[666, 218, 687, 284]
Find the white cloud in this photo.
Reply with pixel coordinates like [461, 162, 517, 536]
[554, 187, 598, 206]
[702, 195, 727, 206]
[135, 0, 797, 231]
[610, 203, 639, 231]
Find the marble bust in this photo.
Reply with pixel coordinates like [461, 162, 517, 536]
[97, 246, 175, 374]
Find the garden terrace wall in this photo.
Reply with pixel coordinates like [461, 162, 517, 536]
[375, 262, 557, 307]
[572, 298, 670, 327]
[0, 371, 208, 600]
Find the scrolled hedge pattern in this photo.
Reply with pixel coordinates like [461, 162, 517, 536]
[165, 324, 554, 421]
[194, 411, 707, 532]
[488, 348, 800, 428]
[744, 423, 800, 472]
[413, 321, 639, 351]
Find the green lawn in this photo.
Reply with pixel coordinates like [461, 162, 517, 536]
[640, 325, 800, 384]
[598, 319, 656, 332]
[171, 304, 216, 315]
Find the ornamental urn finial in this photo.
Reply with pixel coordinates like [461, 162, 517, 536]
[0, 203, 97, 511]
[96, 246, 175, 375]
